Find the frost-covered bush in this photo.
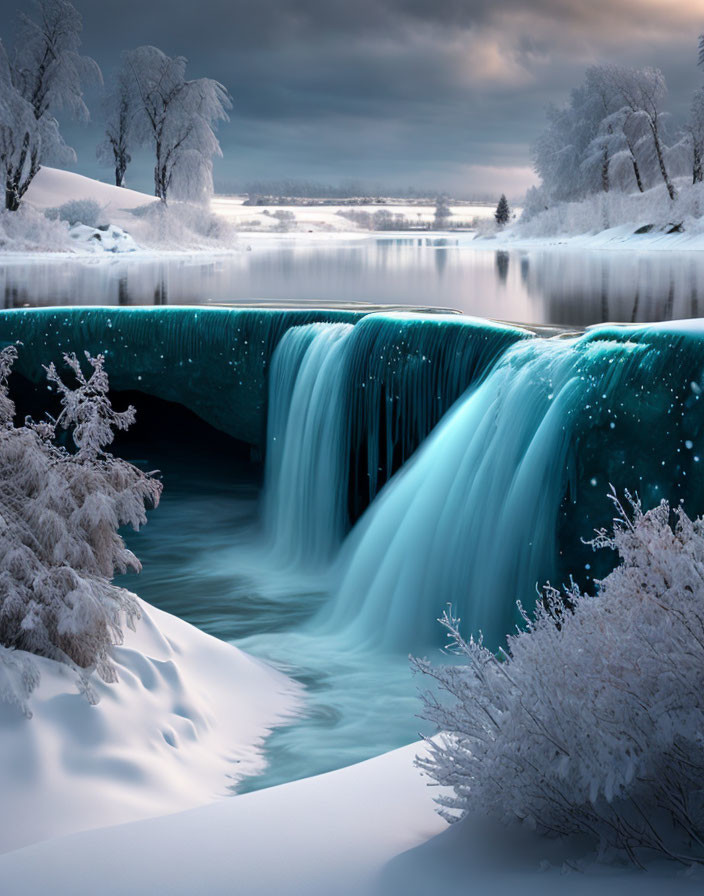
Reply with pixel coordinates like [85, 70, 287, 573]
[46, 199, 104, 227]
[515, 179, 704, 238]
[127, 200, 236, 249]
[0, 347, 161, 707]
[0, 205, 72, 252]
[415, 489, 704, 865]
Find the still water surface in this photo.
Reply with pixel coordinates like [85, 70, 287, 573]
[3, 234, 704, 326]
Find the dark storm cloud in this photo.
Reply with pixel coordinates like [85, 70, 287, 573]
[8, 0, 704, 195]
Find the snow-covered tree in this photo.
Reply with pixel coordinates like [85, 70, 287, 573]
[415, 488, 704, 865]
[0, 346, 161, 708]
[601, 65, 677, 201]
[123, 46, 231, 203]
[0, 0, 100, 210]
[533, 70, 622, 202]
[686, 88, 704, 184]
[97, 63, 136, 188]
[494, 194, 510, 226]
[433, 195, 452, 229]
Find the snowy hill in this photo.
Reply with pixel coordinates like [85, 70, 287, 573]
[0, 599, 299, 853]
[25, 167, 157, 226]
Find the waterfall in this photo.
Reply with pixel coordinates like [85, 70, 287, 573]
[263, 322, 355, 569]
[261, 314, 529, 571]
[317, 327, 704, 652]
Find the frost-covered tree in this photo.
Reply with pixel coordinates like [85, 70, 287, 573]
[0, 0, 100, 210]
[433, 195, 452, 229]
[97, 63, 136, 188]
[123, 46, 231, 203]
[686, 88, 704, 184]
[494, 194, 510, 226]
[0, 346, 161, 709]
[415, 489, 704, 865]
[533, 69, 621, 202]
[601, 66, 677, 200]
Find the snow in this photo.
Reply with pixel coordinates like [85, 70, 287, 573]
[0, 740, 699, 895]
[68, 223, 139, 252]
[212, 195, 496, 233]
[0, 597, 300, 854]
[25, 166, 157, 223]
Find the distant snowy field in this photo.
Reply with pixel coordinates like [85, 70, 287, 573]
[1, 167, 497, 255]
[5, 167, 704, 257]
[211, 194, 495, 233]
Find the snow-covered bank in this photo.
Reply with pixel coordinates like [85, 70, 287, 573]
[1, 167, 238, 255]
[0, 598, 300, 854]
[0, 741, 699, 896]
[486, 180, 704, 252]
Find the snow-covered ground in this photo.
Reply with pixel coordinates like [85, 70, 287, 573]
[0, 598, 300, 854]
[7, 167, 704, 256]
[0, 740, 699, 895]
[212, 195, 495, 233]
[481, 222, 704, 252]
[2, 167, 497, 255]
[491, 179, 704, 251]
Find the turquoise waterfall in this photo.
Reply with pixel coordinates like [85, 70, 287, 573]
[317, 325, 704, 650]
[263, 322, 354, 569]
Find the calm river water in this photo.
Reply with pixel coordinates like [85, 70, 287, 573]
[3, 233, 703, 327]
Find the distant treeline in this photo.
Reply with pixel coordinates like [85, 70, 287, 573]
[218, 179, 499, 204]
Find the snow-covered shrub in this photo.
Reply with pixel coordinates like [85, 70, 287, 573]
[0, 346, 161, 703]
[415, 488, 704, 865]
[514, 179, 704, 239]
[0, 645, 40, 717]
[46, 199, 104, 227]
[127, 199, 235, 248]
[0, 205, 72, 252]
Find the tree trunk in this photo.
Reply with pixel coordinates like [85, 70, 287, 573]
[694, 144, 703, 185]
[601, 143, 610, 193]
[651, 123, 677, 201]
[5, 184, 20, 212]
[115, 166, 123, 187]
[631, 156, 645, 193]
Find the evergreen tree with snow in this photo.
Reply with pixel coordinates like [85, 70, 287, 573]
[494, 194, 510, 227]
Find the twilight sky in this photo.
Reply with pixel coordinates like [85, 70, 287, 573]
[15, 0, 704, 196]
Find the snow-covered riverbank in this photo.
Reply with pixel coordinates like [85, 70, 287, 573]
[0, 599, 300, 854]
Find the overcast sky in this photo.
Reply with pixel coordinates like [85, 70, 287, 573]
[13, 0, 704, 196]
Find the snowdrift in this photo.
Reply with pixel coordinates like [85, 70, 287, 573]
[0, 741, 698, 896]
[0, 598, 300, 854]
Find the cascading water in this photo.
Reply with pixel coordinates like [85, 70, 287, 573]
[318, 327, 704, 652]
[260, 313, 529, 570]
[110, 312, 704, 791]
[263, 322, 354, 569]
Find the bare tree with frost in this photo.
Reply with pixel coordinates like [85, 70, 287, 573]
[123, 46, 231, 203]
[0, 346, 161, 713]
[0, 0, 100, 210]
[601, 65, 677, 200]
[415, 489, 704, 866]
[97, 62, 136, 188]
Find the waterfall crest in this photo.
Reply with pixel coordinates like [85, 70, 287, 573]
[262, 314, 529, 570]
[263, 322, 355, 569]
[318, 327, 704, 651]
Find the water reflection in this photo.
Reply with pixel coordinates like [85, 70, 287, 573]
[3, 235, 704, 326]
